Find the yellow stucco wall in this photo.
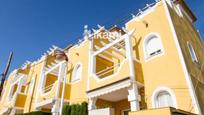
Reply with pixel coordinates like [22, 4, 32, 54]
[23, 59, 47, 113]
[126, 1, 195, 113]
[67, 41, 90, 104]
[96, 99, 130, 115]
[0, 1, 202, 115]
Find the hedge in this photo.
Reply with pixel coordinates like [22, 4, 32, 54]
[62, 102, 88, 115]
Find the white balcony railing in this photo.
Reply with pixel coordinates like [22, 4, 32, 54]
[43, 81, 57, 94]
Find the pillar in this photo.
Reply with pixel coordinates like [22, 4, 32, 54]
[88, 97, 97, 110]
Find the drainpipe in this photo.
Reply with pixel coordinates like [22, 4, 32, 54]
[52, 62, 63, 115]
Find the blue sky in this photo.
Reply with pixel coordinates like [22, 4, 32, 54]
[0, 0, 203, 76]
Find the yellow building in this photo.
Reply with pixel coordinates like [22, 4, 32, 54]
[0, 0, 203, 115]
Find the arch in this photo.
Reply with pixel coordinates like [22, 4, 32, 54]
[143, 32, 164, 60]
[151, 86, 177, 108]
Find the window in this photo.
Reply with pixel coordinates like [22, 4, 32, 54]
[166, 0, 173, 7]
[152, 87, 177, 108]
[156, 91, 173, 108]
[187, 42, 198, 62]
[72, 63, 82, 82]
[144, 33, 164, 59]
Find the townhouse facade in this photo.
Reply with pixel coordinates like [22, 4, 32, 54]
[0, 0, 204, 115]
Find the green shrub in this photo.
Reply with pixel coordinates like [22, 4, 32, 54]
[81, 102, 88, 115]
[62, 102, 88, 115]
[62, 104, 71, 115]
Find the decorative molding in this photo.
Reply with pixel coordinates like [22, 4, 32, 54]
[151, 86, 178, 108]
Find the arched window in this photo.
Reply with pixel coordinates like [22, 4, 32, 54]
[152, 87, 177, 108]
[144, 33, 164, 59]
[187, 42, 198, 62]
[156, 91, 173, 108]
[72, 63, 82, 82]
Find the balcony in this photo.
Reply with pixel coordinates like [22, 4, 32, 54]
[87, 26, 143, 113]
[1, 74, 28, 115]
[35, 59, 70, 113]
[88, 26, 143, 91]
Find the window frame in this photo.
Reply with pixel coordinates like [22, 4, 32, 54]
[187, 42, 198, 63]
[151, 86, 177, 109]
[143, 32, 165, 61]
[72, 63, 83, 83]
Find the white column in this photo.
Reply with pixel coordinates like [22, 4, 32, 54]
[35, 56, 47, 110]
[124, 32, 140, 111]
[128, 83, 141, 111]
[59, 62, 67, 115]
[55, 62, 66, 98]
[9, 108, 16, 115]
[52, 99, 60, 115]
[87, 38, 93, 91]
[88, 97, 97, 110]
[53, 61, 66, 115]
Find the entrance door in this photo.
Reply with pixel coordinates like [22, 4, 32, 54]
[122, 109, 130, 115]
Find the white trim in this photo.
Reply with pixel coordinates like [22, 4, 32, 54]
[151, 86, 177, 108]
[45, 63, 60, 75]
[187, 42, 199, 63]
[87, 38, 94, 91]
[35, 57, 47, 110]
[143, 32, 165, 62]
[87, 78, 131, 98]
[92, 59, 127, 82]
[179, 5, 193, 23]
[41, 81, 57, 97]
[41, 61, 65, 94]
[126, 1, 159, 26]
[93, 35, 126, 56]
[28, 77, 35, 95]
[162, 0, 201, 114]
[35, 98, 54, 109]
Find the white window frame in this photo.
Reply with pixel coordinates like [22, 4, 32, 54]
[151, 86, 177, 108]
[143, 32, 165, 61]
[166, 0, 173, 7]
[187, 42, 198, 63]
[72, 63, 82, 83]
